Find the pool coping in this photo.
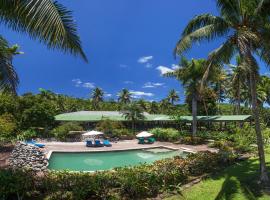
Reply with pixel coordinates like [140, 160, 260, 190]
[46, 145, 195, 160]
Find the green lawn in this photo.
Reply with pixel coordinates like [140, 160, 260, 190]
[166, 151, 270, 200]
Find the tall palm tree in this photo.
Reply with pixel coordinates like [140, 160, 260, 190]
[118, 88, 131, 104]
[0, 0, 87, 93]
[165, 57, 220, 136]
[167, 89, 179, 105]
[174, 0, 270, 183]
[91, 87, 104, 109]
[121, 102, 145, 133]
[148, 101, 159, 114]
[159, 98, 171, 114]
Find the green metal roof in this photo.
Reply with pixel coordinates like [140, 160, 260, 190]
[55, 111, 251, 122]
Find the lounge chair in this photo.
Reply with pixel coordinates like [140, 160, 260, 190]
[138, 137, 145, 144]
[103, 140, 112, 147]
[94, 140, 104, 147]
[147, 137, 155, 144]
[86, 140, 94, 147]
[26, 139, 45, 148]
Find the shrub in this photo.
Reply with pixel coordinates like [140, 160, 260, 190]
[50, 123, 83, 141]
[149, 128, 181, 142]
[17, 129, 37, 141]
[95, 119, 124, 135]
[0, 113, 17, 144]
[180, 136, 205, 145]
[113, 128, 134, 139]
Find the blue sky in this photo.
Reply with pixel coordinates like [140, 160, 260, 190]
[1, 0, 268, 102]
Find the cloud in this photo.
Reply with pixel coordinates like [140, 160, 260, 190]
[123, 81, 134, 84]
[171, 64, 180, 70]
[156, 66, 174, 75]
[72, 79, 95, 89]
[145, 63, 153, 68]
[138, 56, 153, 63]
[143, 82, 165, 88]
[104, 93, 112, 97]
[130, 90, 154, 98]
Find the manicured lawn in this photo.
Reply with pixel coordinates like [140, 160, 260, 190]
[166, 151, 270, 200]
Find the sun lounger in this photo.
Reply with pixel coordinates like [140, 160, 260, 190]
[103, 140, 112, 147]
[138, 137, 145, 144]
[86, 140, 94, 147]
[94, 140, 104, 147]
[26, 139, 45, 148]
[147, 137, 155, 144]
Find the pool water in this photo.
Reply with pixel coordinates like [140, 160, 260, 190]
[48, 148, 187, 171]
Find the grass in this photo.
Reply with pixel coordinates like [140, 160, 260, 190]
[166, 150, 270, 200]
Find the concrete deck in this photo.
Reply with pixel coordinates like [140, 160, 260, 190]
[44, 139, 217, 158]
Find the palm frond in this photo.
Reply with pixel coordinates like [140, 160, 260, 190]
[216, 0, 241, 24]
[0, 36, 19, 93]
[0, 0, 87, 61]
[175, 22, 229, 56]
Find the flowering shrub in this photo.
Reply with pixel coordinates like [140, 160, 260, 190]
[0, 151, 235, 200]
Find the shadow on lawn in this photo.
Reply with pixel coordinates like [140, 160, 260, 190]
[214, 159, 270, 200]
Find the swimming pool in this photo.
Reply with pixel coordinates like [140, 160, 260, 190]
[48, 148, 188, 171]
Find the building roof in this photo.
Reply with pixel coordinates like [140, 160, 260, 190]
[55, 111, 251, 122]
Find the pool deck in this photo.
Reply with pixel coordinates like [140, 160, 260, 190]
[44, 140, 217, 158]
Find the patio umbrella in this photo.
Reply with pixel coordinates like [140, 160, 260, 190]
[136, 131, 153, 138]
[82, 130, 104, 140]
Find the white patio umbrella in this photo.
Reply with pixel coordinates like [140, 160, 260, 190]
[82, 130, 104, 140]
[136, 131, 153, 138]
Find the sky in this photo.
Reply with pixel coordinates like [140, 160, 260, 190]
[1, 0, 268, 102]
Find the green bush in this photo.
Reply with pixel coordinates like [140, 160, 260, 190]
[95, 119, 124, 135]
[0, 151, 235, 200]
[50, 123, 83, 141]
[17, 129, 37, 141]
[180, 136, 205, 145]
[0, 113, 17, 144]
[149, 128, 181, 142]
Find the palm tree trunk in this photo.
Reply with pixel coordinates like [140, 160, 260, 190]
[236, 83, 241, 115]
[250, 73, 269, 184]
[192, 93, 197, 137]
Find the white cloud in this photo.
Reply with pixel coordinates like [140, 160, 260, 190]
[130, 90, 154, 98]
[138, 56, 153, 63]
[145, 63, 153, 68]
[171, 64, 180, 70]
[104, 93, 112, 97]
[143, 82, 165, 88]
[156, 66, 174, 75]
[82, 82, 95, 89]
[72, 79, 95, 89]
[123, 81, 134, 84]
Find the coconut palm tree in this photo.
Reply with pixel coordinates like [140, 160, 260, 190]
[174, 0, 270, 183]
[165, 57, 220, 136]
[148, 101, 159, 114]
[121, 102, 145, 133]
[0, 0, 87, 93]
[167, 89, 179, 105]
[159, 98, 171, 114]
[91, 87, 104, 109]
[118, 89, 131, 104]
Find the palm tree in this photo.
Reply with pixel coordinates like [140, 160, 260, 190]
[167, 89, 179, 105]
[118, 89, 131, 104]
[91, 87, 104, 109]
[159, 98, 171, 114]
[0, 0, 87, 93]
[174, 0, 270, 183]
[148, 101, 159, 114]
[165, 57, 219, 136]
[121, 102, 145, 133]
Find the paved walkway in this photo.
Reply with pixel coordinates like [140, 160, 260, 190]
[44, 139, 217, 157]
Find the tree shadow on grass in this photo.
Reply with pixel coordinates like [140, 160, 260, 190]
[212, 159, 270, 200]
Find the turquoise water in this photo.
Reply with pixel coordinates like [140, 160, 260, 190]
[48, 148, 187, 171]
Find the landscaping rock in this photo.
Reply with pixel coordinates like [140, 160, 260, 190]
[8, 142, 48, 172]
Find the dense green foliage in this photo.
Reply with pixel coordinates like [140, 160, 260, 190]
[50, 123, 83, 141]
[0, 151, 235, 200]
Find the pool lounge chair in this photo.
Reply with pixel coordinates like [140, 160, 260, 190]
[26, 139, 45, 148]
[103, 140, 112, 147]
[94, 140, 104, 147]
[138, 137, 145, 144]
[147, 137, 155, 144]
[86, 140, 94, 147]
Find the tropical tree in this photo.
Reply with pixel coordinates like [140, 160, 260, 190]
[159, 98, 171, 114]
[148, 101, 159, 114]
[118, 89, 131, 104]
[0, 0, 86, 93]
[167, 89, 180, 105]
[174, 0, 270, 183]
[121, 102, 145, 133]
[165, 57, 220, 136]
[91, 87, 104, 109]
